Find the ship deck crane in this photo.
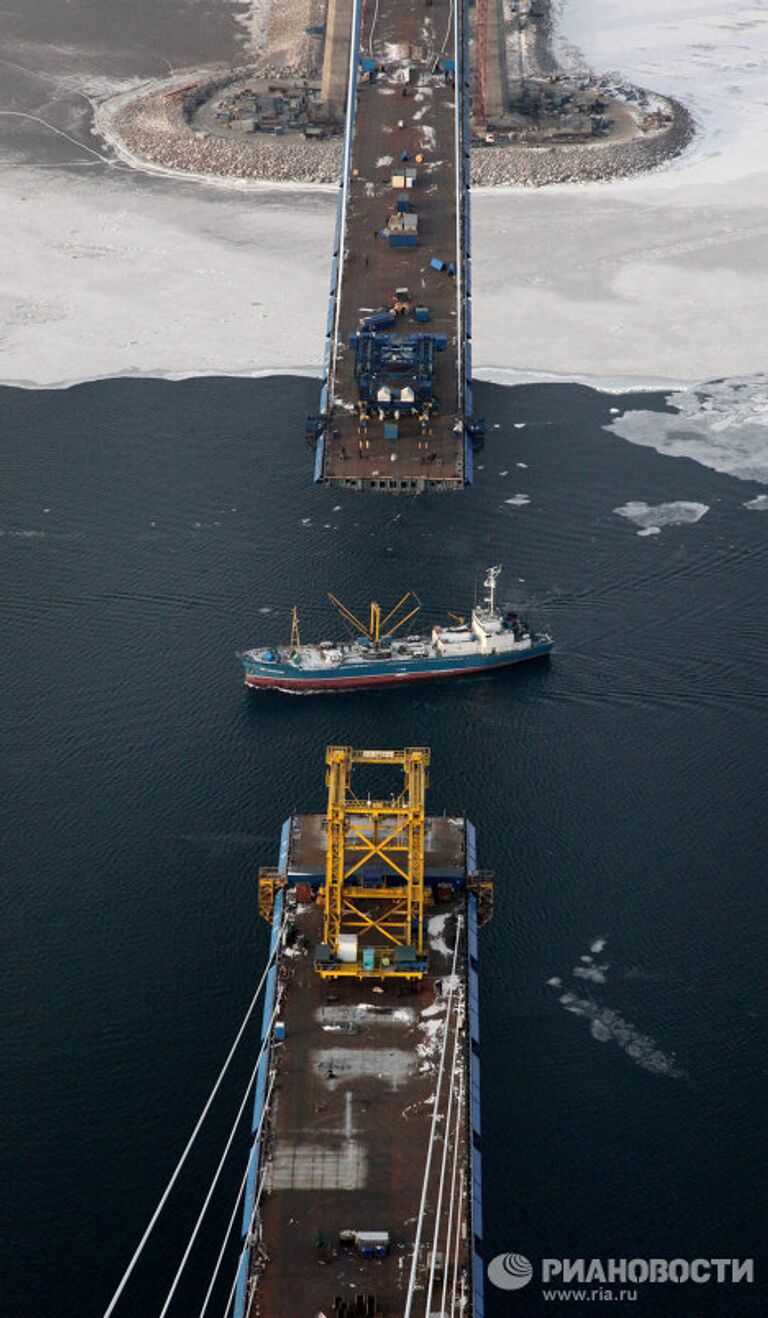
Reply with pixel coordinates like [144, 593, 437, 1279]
[326, 590, 421, 644]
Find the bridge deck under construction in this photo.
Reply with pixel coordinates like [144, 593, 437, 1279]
[316, 0, 470, 491]
[248, 899, 470, 1318]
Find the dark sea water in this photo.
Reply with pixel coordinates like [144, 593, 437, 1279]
[1, 376, 766, 1317]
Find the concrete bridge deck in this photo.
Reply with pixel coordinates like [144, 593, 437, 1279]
[316, 0, 471, 492]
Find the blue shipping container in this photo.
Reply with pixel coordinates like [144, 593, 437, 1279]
[388, 233, 419, 248]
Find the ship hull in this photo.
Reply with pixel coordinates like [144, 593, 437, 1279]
[242, 641, 553, 693]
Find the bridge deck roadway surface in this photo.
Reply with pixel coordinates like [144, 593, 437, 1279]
[322, 0, 464, 491]
[248, 900, 470, 1317]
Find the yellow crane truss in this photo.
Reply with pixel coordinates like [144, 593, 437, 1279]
[326, 592, 421, 646]
[319, 746, 430, 979]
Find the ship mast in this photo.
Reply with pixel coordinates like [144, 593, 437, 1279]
[369, 602, 381, 645]
[290, 605, 301, 654]
[483, 565, 502, 614]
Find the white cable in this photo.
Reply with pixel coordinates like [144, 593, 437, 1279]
[403, 918, 463, 1318]
[198, 1161, 249, 1318]
[201, 1147, 269, 1318]
[452, 0, 464, 430]
[439, 1063, 464, 1316]
[157, 996, 281, 1317]
[101, 925, 284, 1318]
[220, 1263, 238, 1318]
[215, 1065, 278, 1318]
[197, 1058, 277, 1318]
[449, 1165, 465, 1318]
[0, 110, 121, 165]
[328, 0, 362, 404]
[367, 0, 381, 57]
[424, 988, 463, 1315]
[440, 0, 456, 59]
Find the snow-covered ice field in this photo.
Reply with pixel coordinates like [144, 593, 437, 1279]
[2, 0, 768, 487]
[0, 165, 332, 388]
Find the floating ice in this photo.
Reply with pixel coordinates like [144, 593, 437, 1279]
[590, 937, 607, 954]
[614, 501, 708, 533]
[513, 423, 526, 429]
[573, 965, 608, 984]
[553, 986, 684, 1078]
[744, 495, 768, 511]
[516, 462, 528, 468]
[606, 377, 768, 485]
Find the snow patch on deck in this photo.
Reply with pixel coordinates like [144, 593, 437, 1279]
[427, 913, 451, 957]
[313, 1047, 414, 1090]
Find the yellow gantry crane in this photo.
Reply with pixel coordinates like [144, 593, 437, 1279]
[317, 746, 430, 979]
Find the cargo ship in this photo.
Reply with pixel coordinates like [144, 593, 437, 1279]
[233, 746, 493, 1318]
[238, 566, 553, 693]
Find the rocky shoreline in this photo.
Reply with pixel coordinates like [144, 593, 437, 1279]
[111, 76, 343, 186]
[100, 0, 696, 191]
[471, 94, 696, 188]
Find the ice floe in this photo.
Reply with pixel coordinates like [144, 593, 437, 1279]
[555, 990, 685, 1078]
[547, 933, 684, 1078]
[607, 377, 768, 485]
[573, 965, 608, 985]
[614, 500, 708, 534]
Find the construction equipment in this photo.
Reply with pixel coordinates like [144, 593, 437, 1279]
[314, 747, 431, 979]
[350, 331, 447, 414]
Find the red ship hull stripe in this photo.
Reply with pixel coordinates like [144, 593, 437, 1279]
[244, 663, 518, 691]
